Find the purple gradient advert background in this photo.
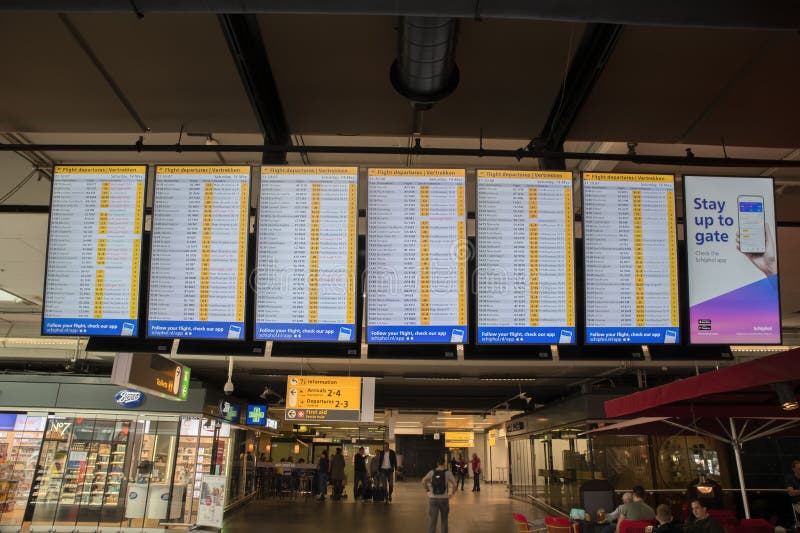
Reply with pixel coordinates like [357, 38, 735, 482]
[689, 276, 780, 343]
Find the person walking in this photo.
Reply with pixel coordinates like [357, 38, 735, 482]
[330, 447, 345, 499]
[422, 457, 457, 533]
[470, 453, 482, 492]
[785, 458, 800, 524]
[456, 455, 467, 491]
[316, 450, 330, 501]
[378, 441, 398, 503]
[353, 447, 368, 500]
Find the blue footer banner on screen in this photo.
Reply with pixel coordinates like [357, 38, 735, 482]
[477, 327, 575, 344]
[366, 325, 467, 343]
[586, 327, 680, 345]
[148, 320, 245, 339]
[689, 275, 780, 343]
[256, 323, 355, 341]
[43, 318, 138, 336]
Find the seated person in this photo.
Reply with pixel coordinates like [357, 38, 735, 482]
[687, 475, 724, 510]
[601, 492, 633, 533]
[684, 499, 725, 533]
[616, 486, 656, 533]
[647, 504, 682, 533]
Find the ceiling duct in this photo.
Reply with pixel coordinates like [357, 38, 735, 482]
[390, 16, 460, 110]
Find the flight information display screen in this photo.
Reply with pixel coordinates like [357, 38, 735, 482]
[476, 170, 575, 344]
[255, 166, 358, 341]
[583, 172, 679, 345]
[43, 165, 146, 336]
[366, 168, 467, 343]
[148, 166, 250, 339]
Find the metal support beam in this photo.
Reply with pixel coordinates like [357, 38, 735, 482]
[5, 1, 800, 31]
[4, 142, 800, 168]
[219, 14, 290, 164]
[534, 23, 623, 170]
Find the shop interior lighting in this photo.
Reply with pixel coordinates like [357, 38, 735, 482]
[772, 382, 799, 411]
[730, 345, 793, 352]
[479, 377, 537, 382]
[2, 337, 84, 346]
[403, 376, 462, 381]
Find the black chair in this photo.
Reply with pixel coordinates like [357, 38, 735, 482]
[580, 479, 616, 520]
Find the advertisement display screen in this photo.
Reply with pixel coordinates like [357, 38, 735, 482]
[684, 176, 780, 344]
[43, 165, 146, 336]
[255, 167, 358, 341]
[148, 166, 250, 339]
[366, 169, 467, 343]
[583, 173, 680, 344]
[476, 170, 575, 344]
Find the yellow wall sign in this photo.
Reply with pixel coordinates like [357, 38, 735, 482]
[285, 375, 362, 422]
[445, 431, 475, 448]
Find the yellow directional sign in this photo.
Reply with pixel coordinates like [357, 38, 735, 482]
[445, 431, 475, 448]
[285, 375, 362, 422]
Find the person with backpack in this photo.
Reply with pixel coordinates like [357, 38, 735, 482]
[422, 457, 457, 533]
[353, 447, 368, 500]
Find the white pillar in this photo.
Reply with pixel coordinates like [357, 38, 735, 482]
[729, 418, 750, 518]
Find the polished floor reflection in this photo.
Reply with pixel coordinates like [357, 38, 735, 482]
[223, 480, 545, 532]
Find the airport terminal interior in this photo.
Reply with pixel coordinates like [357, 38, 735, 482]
[0, 2, 799, 532]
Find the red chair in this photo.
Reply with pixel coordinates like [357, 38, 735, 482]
[707, 509, 739, 527]
[739, 518, 772, 533]
[618, 519, 655, 533]
[514, 513, 538, 533]
[545, 516, 579, 533]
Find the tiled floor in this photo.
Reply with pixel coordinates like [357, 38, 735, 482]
[223, 481, 545, 532]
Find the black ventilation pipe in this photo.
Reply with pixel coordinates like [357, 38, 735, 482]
[390, 16, 460, 110]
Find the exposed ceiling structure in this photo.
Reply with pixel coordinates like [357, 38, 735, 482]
[0, 6, 798, 412]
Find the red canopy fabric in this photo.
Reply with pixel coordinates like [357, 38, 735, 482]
[605, 348, 800, 419]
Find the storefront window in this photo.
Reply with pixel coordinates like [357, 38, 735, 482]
[0, 414, 46, 528]
[653, 436, 729, 490]
[592, 435, 654, 491]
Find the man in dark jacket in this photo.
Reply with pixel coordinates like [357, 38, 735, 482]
[684, 499, 725, 533]
[353, 447, 368, 500]
[378, 442, 398, 503]
[648, 504, 682, 533]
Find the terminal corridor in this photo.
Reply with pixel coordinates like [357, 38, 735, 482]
[222, 482, 543, 533]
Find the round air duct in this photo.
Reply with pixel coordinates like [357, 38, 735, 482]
[390, 16, 460, 110]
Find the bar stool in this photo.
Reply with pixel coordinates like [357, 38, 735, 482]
[298, 471, 314, 498]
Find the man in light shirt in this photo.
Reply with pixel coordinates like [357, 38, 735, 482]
[378, 441, 398, 503]
[601, 492, 632, 533]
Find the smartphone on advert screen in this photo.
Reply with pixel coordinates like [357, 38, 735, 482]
[737, 195, 766, 254]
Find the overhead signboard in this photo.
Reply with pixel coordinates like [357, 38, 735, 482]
[284, 375, 361, 422]
[366, 168, 468, 343]
[583, 172, 680, 344]
[43, 165, 146, 336]
[111, 353, 191, 401]
[245, 404, 268, 426]
[218, 400, 241, 423]
[255, 166, 358, 341]
[444, 431, 475, 448]
[147, 166, 250, 339]
[476, 170, 575, 344]
[684, 175, 780, 344]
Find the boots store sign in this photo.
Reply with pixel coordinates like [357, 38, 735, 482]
[115, 389, 145, 408]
